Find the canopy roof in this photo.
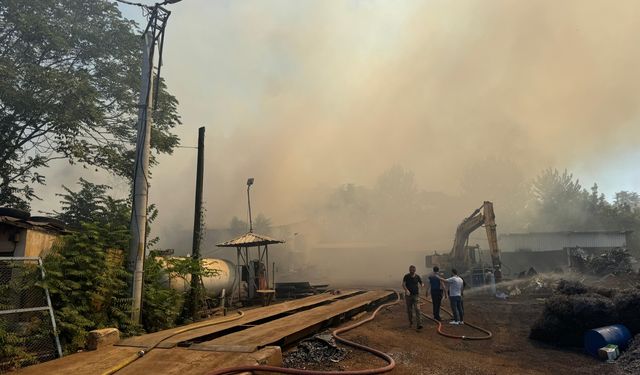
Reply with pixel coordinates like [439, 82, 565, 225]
[216, 232, 284, 248]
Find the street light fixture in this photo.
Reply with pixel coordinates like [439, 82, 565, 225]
[247, 178, 254, 232]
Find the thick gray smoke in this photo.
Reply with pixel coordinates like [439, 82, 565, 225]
[32, 0, 640, 282]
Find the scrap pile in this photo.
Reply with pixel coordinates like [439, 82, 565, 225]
[283, 332, 349, 368]
[570, 247, 635, 276]
[503, 275, 554, 297]
[618, 335, 640, 374]
[530, 280, 640, 347]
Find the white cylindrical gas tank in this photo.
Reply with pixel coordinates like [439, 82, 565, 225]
[163, 257, 236, 297]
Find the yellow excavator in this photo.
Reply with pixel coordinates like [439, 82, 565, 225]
[425, 201, 502, 284]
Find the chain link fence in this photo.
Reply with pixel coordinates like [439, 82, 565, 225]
[0, 257, 62, 373]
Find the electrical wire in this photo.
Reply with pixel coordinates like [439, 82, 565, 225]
[205, 291, 400, 375]
[101, 310, 245, 375]
[114, 0, 183, 8]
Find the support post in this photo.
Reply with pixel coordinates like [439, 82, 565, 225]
[265, 245, 269, 289]
[247, 185, 253, 232]
[128, 32, 154, 324]
[189, 126, 205, 319]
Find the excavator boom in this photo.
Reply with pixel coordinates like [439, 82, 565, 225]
[482, 201, 502, 270]
[426, 201, 502, 279]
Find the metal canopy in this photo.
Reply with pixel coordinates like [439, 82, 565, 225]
[217, 232, 284, 305]
[216, 232, 284, 248]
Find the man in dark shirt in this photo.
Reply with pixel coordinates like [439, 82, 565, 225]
[402, 265, 424, 329]
[426, 266, 445, 321]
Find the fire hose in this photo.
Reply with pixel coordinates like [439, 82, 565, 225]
[101, 310, 245, 375]
[419, 296, 492, 340]
[205, 290, 401, 375]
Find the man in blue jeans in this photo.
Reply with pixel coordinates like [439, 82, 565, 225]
[439, 268, 464, 325]
[426, 266, 445, 321]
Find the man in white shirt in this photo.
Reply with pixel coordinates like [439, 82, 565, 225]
[439, 268, 465, 325]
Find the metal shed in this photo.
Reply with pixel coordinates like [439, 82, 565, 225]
[217, 232, 284, 304]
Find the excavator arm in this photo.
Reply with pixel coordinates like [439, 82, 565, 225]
[482, 201, 502, 270]
[449, 201, 502, 271]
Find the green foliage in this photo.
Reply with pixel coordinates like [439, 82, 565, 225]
[38, 178, 179, 352]
[42, 223, 140, 353]
[141, 257, 183, 332]
[55, 178, 130, 229]
[0, 0, 181, 209]
[525, 168, 640, 253]
[527, 168, 639, 232]
[0, 322, 37, 370]
[155, 257, 220, 324]
[0, 262, 43, 369]
[164, 257, 220, 281]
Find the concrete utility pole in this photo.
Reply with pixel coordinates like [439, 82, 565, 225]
[128, 32, 154, 324]
[189, 126, 205, 319]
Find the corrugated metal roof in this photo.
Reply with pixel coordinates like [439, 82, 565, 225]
[500, 230, 632, 238]
[216, 232, 284, 247]
[499, 231, 629, 252]
[0, 216, 67, 234]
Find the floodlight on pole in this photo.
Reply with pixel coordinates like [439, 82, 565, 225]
[247, 178, 254, 232]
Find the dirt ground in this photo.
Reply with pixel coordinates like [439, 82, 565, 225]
[286, 293, 622, 375]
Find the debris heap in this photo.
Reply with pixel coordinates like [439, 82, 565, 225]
[570, 248, 635, 276]
[617, 335, 640, 374]
[283, 332, 349, 368]
[530, 280, 640, 347]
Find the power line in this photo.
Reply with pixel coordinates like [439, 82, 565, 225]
[115, 0, 184, 10]
[114, 0, 147, 8]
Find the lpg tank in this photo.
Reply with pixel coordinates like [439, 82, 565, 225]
[163, 257, 236, 297]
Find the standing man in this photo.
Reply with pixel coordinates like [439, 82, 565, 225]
[402, 265, 424, 329]
[426, 266, 445, 321]
[439, 268, 464, 325]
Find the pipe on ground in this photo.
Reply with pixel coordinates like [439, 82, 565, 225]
[419, 296, 492, 340]
[205, 291, 400, 375]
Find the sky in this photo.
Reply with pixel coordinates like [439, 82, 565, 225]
[32, 0, 640, 251]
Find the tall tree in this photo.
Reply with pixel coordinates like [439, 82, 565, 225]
[254, 213, 272, 235]
[0, 0, 181, 210]
[229, 216, 248, 237]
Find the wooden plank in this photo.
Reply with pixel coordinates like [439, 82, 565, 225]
[14, 346, 141, 375]
[16, 346, 281, 375]
[118, 290, 361, 348]
[205, 290, 393, 347]
[188, 343, 258, 353]
[116, 346, 282, 375]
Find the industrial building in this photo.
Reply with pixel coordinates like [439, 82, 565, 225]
[498, 231, 631, 273]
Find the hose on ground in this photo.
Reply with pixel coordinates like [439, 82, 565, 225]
[101, 310, 245, 375]
[418, 296, 492, 340]
[205, 290, 401, 375]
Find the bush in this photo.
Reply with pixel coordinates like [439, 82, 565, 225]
[42, 223, 141, 353]
[142, 257, 184, 332]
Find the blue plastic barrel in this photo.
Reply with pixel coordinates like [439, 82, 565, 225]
[583, 324, 632, 356]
